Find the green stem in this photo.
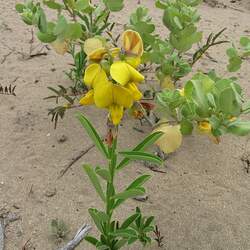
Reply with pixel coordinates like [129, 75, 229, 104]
[105, 126, 118, 248]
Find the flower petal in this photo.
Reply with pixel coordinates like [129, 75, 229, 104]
[112, 84, 134, 108]
[178, 88, 185, 97]
[198, 121, 212, 133]
[110, 61, 144, 85]
[79, 90, 94, 105]
[84, 38, 104, 56]
[122, 30, 144, 57]
[109, 104, 124, 125]
[110, 48, 121, 58]
[51, 39, 69, 55]
[94, 81, 113, 108]
[126, 82, 143, 101]
[125, 56, 141, 68]
[127, 63, 144, 83]
[83, 64, 108, 88]
[88, 47, 107, 61]
[153, 124, 182, 154]
[110, 61, 131, 85]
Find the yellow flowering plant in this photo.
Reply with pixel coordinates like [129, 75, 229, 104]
[74, 30, 164, 249]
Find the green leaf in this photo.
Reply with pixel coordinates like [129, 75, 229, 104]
[36, 22, 57, 43]
[85, 236, 99, 246]
[76, 112, 108, 158]
[113, 188, 145, 200]
[242, 100, 250, 114]
[155, 0, 167, 9]
[240, 36, 250, 45]
[219, 87, 241, 116]
[121, 213, 140, 229]
[180, 119, 193, 135]
[126, 175, 151, 190]
[43, 0, 63, 10]
[37, 8, 47, 33]
[119, 151, 163, 166]
[65, 23, 82, 40]
[88, 209, 105, 233]
[15, 3, 25, 13]
[144, 216, 154, 229]
[83, 165, 105, 202]
[75, 0, 93, 13]
[111, 228, 137, 238]
[169, 25, 202, 52]
[54, 15, 67, 37]
[103, 0, 124, 11]
[116, 131, 163, 170]
[227, 56, 242, 72]
[227, 121, 250, 136]
[226, 47, 238, 58]
[113, 239, 128, 249]
[173, 16, 183, 30]
[184, 73, 214, 117]
[21, 12, 33, 25]
[95, 167, 111, 182]
[226, 47, 242, 72]
[37, 31, 57, 43]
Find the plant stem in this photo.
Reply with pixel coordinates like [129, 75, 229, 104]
[105, 125, 118, 248]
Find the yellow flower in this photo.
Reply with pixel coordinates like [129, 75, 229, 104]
[79, 90, 94, 105]
[83, 38, 104, 58]
[122, 30, 144, 57]
[178, 88, 185, 97]
[229, 116, 237, 122]
[198, 121, 212, 133]
[83, 64, 107, 88]
[80, 29, 145, 125]
[153, 124, 182, 154]
[110, 61, 144, 86]
[125, 56, 141, 68]
[126, 82, 143, 101]
[88, 47, 107, 61]
[122, 30, 143, 69]
[81, 65, 136, 125]
[51, 39, 69, 55]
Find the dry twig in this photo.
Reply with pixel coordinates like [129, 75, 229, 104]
[0, 212, 21, 250]
[58, 224, 91, 250]
[58, 144, 95, 178]
[0, 51, 12, 64]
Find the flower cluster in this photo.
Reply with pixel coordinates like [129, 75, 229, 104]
[80, 30, 145, 125]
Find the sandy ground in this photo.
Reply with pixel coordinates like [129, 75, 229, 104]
[0, 0, 250, 249]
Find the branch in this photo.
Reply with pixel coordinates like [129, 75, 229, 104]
[191, 28, 229, 66]
[0, 213, 21, 250]
[58, 224, 91, 250]
[0, 220, 3, 250]
[58, 144, 95, 178]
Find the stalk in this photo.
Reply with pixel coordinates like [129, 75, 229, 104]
[105, 125, 118, 249]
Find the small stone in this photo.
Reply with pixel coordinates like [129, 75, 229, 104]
[13, 203, 21, 209]
[45, 188, 57, 198]
[133, 195, 148, 202]
[57, 135, 67, 143]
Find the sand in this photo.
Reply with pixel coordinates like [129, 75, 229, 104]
[0, 0, 250, 249]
